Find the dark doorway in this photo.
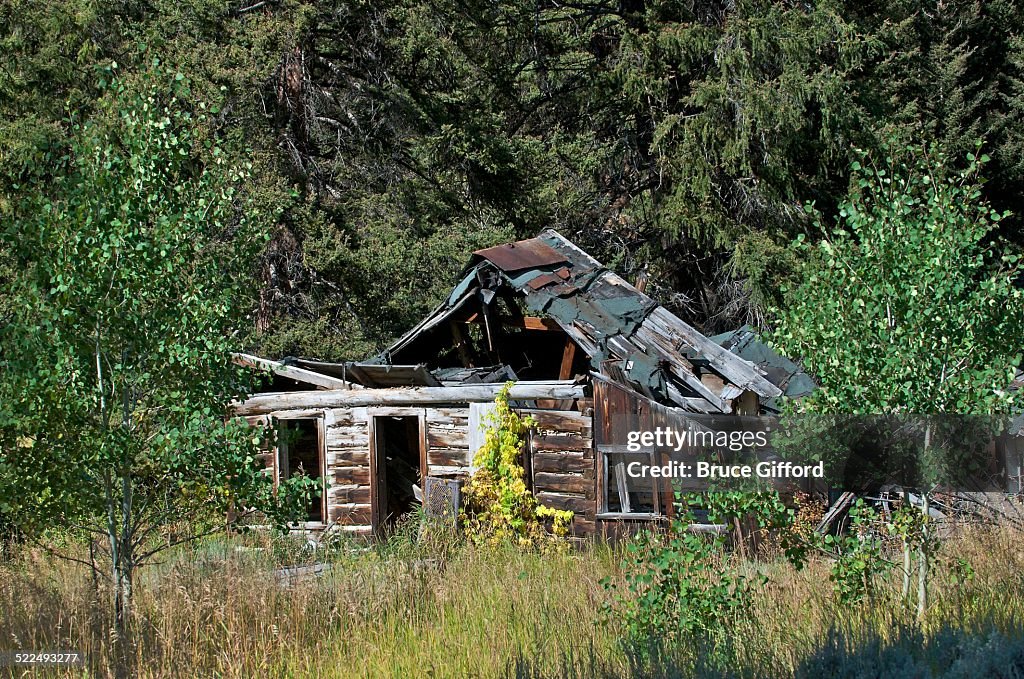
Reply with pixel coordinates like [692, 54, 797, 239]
[372, 416, 422, 533]
[277, 418, 324, 522]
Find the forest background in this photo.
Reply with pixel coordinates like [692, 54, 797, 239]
[6, 0, 1023, 361]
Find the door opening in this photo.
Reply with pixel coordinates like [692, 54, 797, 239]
[277, 418, 324, 523]
[373, 415, 422, 533]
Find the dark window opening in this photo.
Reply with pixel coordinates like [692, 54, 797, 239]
[603, 452, 658, 514]
[374, 416, 422, 533]
[278, 418, 323, 522]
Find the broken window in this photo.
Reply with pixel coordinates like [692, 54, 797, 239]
[276, 418, 324, 523]
[601, 451, 659, 515]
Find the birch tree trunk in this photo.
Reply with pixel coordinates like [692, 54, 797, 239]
[917, 492, 929, 621]
[917, 423, 932, 621]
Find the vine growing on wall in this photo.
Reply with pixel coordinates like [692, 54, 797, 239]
[461, 382, 573, 548]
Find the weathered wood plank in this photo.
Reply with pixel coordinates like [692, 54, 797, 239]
[328, 504, 372, 525]
[427, 464, 470, 477]
[333, 467, 370, 485]
[700, 372, 726, 394]
[535, 492, 593, 515]
[267, 409, 325, 420]
[325, 432, 370, 448]
[424, 408, 470, 425]
[530, 433, 590, 453]
[515, 316, 563, 331]
[428, 449, 469, 467]
[367, 406, 425, 417]
[520, 409, 592, 435]
[330, 524, 373, 537]
[555, 321, 601, 363]
[326, 423, 368, 434]
[323, 408, 369, 427]
[559, 337, 577, 380]
[326, 449, 370, 466]
[643, 306, 781, 398]
[328, 485, 371, 504]
[325, 408, 355, 426]
[233, 353, 362, 391]
[532, 452, 592, 474]
[534, 472, 594, 497]
[325, 426, 370, 436]
[234, 381, 586, 415]
[428, 429, 468, 449]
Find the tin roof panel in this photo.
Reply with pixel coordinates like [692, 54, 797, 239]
[474, 238, 568, 272]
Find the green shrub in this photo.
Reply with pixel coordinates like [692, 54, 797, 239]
[601, 492, 791, 665]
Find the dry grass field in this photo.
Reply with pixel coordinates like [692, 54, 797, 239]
[2, 522, 1024, 678]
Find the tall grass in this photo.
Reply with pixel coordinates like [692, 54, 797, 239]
[2, 524, 1023, 678]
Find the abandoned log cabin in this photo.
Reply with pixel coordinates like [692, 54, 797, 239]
[232, 230, 811, 538]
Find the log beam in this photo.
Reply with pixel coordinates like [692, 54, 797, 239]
[233, 381, 585, 415]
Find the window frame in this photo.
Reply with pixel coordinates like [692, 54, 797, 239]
[272, 414, 327, 526]
[596, 445, 662, 520]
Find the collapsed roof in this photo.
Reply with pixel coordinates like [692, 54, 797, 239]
[706, 326, 817, 411]
[365, 229, 790, 414]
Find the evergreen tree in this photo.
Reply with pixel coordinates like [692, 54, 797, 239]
[6, 1, 1024, 356]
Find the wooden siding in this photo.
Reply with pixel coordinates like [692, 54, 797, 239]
[426, 408, 472, 477]
[593, 375, 677, 532]
[324, 408, 372, 532]
[523, 408, 596, 537]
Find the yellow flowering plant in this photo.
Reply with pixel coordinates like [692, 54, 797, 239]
[461, 382, 573, 548]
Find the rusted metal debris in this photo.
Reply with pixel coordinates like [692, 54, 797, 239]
[473, 239, 568, 272]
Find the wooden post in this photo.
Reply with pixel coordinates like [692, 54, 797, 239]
[558, 338, 577, 381]
[450, 321, 474, 368]
[368, 417, 380, 538]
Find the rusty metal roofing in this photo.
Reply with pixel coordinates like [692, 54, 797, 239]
[525, 272, 563, 290]
[473, 238, 567, 272]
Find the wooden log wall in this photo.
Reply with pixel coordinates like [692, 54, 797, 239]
[425, 407, 472, 478]
[241, 402, 598, 539]
[234, 382, 584, 415]
[242, 409, 374, 536]
[523, 409, 596, 536]
[323, 408, 373, 536]
[243, 405, 474, 537]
